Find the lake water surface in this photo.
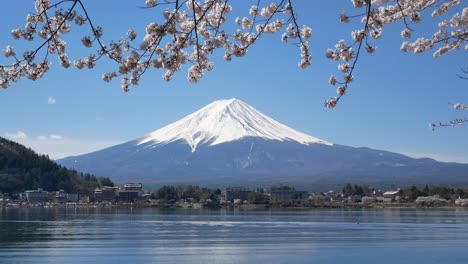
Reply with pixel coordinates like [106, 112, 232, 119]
[1, 208, 467, 263]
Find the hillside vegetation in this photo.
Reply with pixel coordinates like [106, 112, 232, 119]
[0, 137, 111, 194]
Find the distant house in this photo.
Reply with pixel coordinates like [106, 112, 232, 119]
[79, 195, 90, 204]
[361, 196, 376, 205]
[373, 189, 384, 197]
[54, 189, 67, 203]
[94, 188, 103, 202]
[320, 190, 339, 202]
[347, 195, 362, 203]
[118, 183, 144, 202]
[66, 193, 80, 203]
[383, 190, 401, 202]
[223, 187, 250, 202]
[102, 186, 119, 201]
[118, 190, 140, 202]
[123, 183, 143, 191]
[25, 188, 48, 203]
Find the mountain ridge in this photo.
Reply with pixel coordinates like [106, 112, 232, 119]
[58, 99, 468, 188]
[137, 98, 332, 152]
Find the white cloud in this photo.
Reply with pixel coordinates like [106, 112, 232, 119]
[37, 134, 63, 140]
[4, 131, 122, 159]
[47, 96, 56, 105]
[49, 134, 63, 140]
[5, 131, 28, 139]
[400, 151, 468, 164]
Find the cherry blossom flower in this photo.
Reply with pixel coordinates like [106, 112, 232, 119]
[0, 0, 464, 110]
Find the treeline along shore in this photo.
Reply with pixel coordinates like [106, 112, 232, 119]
[2, 183, 468, 210]
[2, 136, 468, 210]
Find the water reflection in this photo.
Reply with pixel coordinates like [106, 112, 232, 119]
[1, 208, 468, 263]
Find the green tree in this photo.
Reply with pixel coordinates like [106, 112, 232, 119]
[0, 137, 100, 194]
[422, 185, 430, 196]
[342, 183, 353, 197]
[456, 189, 466, 199]
[100, 177, 114, 187]
[156, 185, 179, 201]
[354, 184, 365, 196]
[406, 186, 422, 201]
[271, 185, 295, 191]
[248, 191, 269, 204]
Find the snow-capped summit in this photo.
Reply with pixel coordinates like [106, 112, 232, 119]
[137, 98, 332, 152]
[58, 98, 468, 187]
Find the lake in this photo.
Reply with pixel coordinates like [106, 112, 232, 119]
[1, 207, 468, 263]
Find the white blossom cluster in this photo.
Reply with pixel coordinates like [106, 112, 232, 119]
[1, 0, 313, 91]
[325, 0, 467, 108]
[454, 103, 468, 110]
[1, 0, 90, 88]
[113, 0, 312, 88]
[0, 0, 465, 108]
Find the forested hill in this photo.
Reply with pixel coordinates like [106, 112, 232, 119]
[0, 137, 111, 194]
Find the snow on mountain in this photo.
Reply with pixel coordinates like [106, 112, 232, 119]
[58, 98, 468, 188]
[137, 98, 332, 152]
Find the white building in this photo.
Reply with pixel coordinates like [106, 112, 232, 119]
[25, 189, 48, 203]
[383, 190, 401, 202]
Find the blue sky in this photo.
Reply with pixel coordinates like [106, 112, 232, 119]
[1, 1, 467, 162]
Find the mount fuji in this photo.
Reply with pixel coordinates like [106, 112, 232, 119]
[58, 99, 468, 188]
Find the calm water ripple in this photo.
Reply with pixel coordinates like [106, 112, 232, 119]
[1, 208, 468, 263]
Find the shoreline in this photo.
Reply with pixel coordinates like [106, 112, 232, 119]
[2, 202, 467, 211]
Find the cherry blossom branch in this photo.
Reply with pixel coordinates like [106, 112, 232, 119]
[0, 0, 79, 86]
[1, 0, 466, 103]
[324, 1, 372, 108]
[212, 0, 230, 37]
[431, 102, 468, 130]
[191, 1, 201, 66]
[453, 103, 468, 110]
[75, 1, 111, 59]
[457, 67, 468, 80]
[324, 0, 467, 108]
[431, 117, 468, 130]
[396, 0, 414, 31]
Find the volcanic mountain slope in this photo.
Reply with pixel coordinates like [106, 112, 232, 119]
[58, 99, 468, 188]
[136, 98, 332, 151]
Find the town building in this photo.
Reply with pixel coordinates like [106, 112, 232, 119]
[79, 195, 90, 203]
[361, 196, 376, 205]
[123, 183, 143, 191]
[118, 183, 144, 202]
[223, 187, 250, 202]
[18, 193, 27, 201]
[25, 188, 49, 203]
[54, 190, 67, 203]
[94, 188, 103, 202]
[102, 186, 119, 201]
[372, 189, 384, 197]
[383, 190, 401, 202]
[118, 190, 140, 202]
[347, 195, 362, 203]
[66, 193, 80, 202]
